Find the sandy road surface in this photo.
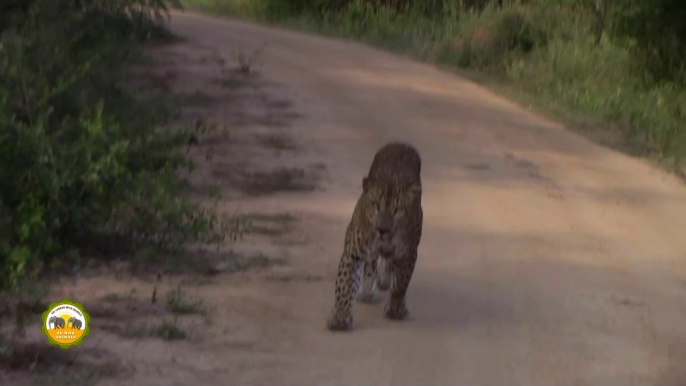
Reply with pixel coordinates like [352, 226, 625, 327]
[51, 11, 686, 386]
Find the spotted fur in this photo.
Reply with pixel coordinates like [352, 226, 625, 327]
[327, 142, 423, 331]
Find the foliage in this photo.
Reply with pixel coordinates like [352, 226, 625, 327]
[0, 0, 242, 293]
[612, 0, 686, 85]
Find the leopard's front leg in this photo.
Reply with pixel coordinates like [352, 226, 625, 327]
[327, 249, 362, 332]
[384, 248, 417, 321]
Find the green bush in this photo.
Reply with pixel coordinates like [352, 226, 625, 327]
[613, 0, 686, 85]
[0, 0, 237, 292]
[444, 4, 552, 69]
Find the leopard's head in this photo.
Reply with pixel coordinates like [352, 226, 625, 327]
[361, 177, 421, 240]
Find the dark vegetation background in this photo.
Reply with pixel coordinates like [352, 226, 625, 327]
[187, 0, 686, 171]
[0, 0, 243, 337]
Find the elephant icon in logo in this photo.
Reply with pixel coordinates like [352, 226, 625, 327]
[49, 316, 65, 329]
[68, 316, 83, 330]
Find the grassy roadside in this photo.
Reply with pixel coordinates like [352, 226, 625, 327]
[182, 0, 686, 177]
[0, 0, 247, 371]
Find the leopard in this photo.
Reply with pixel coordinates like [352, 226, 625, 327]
[327, 141, 423, 332]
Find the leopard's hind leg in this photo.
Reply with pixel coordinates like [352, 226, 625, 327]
[356, 256, 382, 304]
[376, 256, 392, 292]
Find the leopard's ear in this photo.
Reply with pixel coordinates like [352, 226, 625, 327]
[362, 177, 374, 192]
[407, 183, 422, 193]
[405, 182, 422, 198]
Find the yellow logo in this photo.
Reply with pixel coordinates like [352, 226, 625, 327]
[40, 298, 91, 350]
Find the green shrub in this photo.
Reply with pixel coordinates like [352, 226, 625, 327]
[0, 0, 239, 292]
[443, 4, 550, 68]
[613, 0, 686, 85]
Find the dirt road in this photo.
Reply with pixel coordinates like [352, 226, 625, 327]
[54, 11, 686, 386]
